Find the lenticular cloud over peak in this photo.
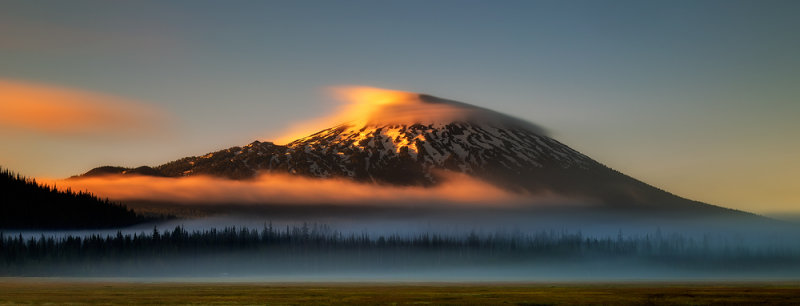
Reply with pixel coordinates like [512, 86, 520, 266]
[331, 86, 548, 134]
[275, 86, 547, 143]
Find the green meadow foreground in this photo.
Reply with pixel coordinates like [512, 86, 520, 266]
[1, 280, 800, 305]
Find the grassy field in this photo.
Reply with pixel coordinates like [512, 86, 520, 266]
[1, 280, 799, 305]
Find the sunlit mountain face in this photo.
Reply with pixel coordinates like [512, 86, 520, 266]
[150, 88, 585, 184]
[77, 87, 746, 214]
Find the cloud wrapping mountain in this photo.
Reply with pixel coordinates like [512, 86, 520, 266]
[67, 87, 746, 215]
[54, 172, 582, 207]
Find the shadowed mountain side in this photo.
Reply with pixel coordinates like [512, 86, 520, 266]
[79, 165, 166, 177]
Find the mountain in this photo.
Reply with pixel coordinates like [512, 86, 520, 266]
[80, 89, 742, 213]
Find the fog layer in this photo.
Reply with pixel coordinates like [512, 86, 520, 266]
[50, 172, 583, 207]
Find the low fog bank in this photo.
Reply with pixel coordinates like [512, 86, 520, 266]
[7, 202, 794, 246]
[47, 169, 775, 240]
[125, 201, 791, 241]
[3, 218, 800, 280]
[50, 173, 533, 207]
[8, 176, 798, 280]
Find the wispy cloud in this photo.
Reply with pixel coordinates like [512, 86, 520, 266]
[48, 173, 571, 207]
[0, 79, 170, 137]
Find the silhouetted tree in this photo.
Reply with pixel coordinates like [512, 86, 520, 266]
[0, 167, 154, 229]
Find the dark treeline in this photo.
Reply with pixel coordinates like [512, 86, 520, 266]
[0, 167, 153, 229]
[2, 224, 798, 276]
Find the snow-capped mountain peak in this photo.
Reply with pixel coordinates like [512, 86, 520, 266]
[79, 87, 723, 210]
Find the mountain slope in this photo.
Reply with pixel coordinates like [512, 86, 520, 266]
[80, 88, 742, 212]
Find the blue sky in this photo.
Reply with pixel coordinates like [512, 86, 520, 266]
[1, 0, 798, 212]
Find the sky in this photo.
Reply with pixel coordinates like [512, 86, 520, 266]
[0, 0, 798, 213]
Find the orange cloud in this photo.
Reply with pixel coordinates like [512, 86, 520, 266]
[272, 86, 546, 144]
[43, 173, 576, 208]
[0, 79, 168, 136]
[273, 87, 460, 144]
